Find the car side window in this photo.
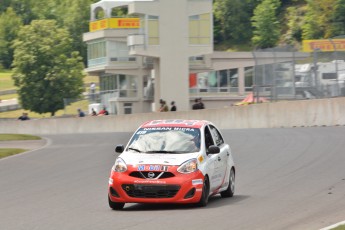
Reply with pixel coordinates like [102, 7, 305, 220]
[209, 125, 224, 146]
[204, 126, 214, 150]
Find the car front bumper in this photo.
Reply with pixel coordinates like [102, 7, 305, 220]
[108, 166, 205, 204]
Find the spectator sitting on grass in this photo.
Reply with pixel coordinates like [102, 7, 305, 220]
[77, 109, 85, 117]
[98, 107, 109, 116]
[90, 108, 97, 116]
[18, 112, 30, 121]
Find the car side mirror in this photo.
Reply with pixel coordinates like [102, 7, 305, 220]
[208, 145, 220, 154]
[115, 145, 124, 153]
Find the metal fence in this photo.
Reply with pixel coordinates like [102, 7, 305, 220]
[253, 42, 345, 101]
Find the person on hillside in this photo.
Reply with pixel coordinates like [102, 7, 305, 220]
[90, 108, 97, 116]
[192, 98, 200, 110]
[18, 112, 30, 121]
[159, 100, 169, 112]
[90, 82, 96, 101]
[170, 101, 177, 111]
[198, 98, 205, 109]
[98, 107, 109, 116]
[77, 109, 85, 117]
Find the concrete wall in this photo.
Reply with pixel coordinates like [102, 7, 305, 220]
[1, 97, 345, 135]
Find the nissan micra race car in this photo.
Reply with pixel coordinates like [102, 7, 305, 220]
[108, 119, 235, 210]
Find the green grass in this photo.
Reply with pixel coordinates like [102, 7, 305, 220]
[0, 93, 17, 100]
[84, 75, 99, 84]
[333, 225, 345, 230]
[0, 134, 41, 141]
[0, 134, 41, 159]
[0, 71, 16, 90]
[0, 99, 90, 118]
[0, 148, 27, 159]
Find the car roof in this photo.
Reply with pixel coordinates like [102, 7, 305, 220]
[140, 119, 210, 129]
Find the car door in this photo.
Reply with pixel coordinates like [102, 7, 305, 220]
[204, 126, 223, 192]
[208, 125, 229, 190]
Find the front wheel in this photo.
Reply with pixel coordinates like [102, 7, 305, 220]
[221, 168, 235, 198]
[197, 176, 209, 207]
[108, 195, 125, 210]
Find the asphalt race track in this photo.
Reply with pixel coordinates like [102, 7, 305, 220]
[1, 127, 345, 230]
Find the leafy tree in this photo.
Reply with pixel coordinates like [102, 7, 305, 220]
[302, 0, 336, 39]
[251, 0, 281, 48]
[282, 5, 306, 44]
[30, 0, 62, 21]
[10, 0, 36, 25]
[213, 0, 258, 45]
[58, 0, 95, 64]
[0, 0, 12, 13]
[12, 20, 85, 116]
[331, 0, 345, 36]
[0, 7, 22, 69]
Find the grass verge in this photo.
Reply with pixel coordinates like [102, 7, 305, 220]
[0, 99, 89, 118]
[0, 134, 41, 141]
[0, 148, 27, 159]
[0, 71, 15, 90]
[0, 134, 41, 159]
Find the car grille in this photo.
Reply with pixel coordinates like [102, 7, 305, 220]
[122, 184, 180, 198]
[129, 171, 175, 179]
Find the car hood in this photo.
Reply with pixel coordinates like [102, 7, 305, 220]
[119, 152, 198, 166]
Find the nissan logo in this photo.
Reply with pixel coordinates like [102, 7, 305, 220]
[147, 172, 155, 178]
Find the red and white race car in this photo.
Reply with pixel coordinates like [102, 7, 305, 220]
[108, 119, 235, 210]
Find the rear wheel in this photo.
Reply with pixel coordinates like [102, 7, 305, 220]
[108, 195, 125, 210]
[197, 176, 209, 207]
[221, 168, 235, 198]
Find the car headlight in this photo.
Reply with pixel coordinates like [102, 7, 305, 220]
[177, 159, 198, 174]
[112, 158, 127, 172]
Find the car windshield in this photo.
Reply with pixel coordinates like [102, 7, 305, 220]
[127, 127, 201, 153]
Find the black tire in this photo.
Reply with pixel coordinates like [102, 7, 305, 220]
[197, 176, 209, 207]
[221, 168, 235, 198]
[108, 195, 125, 210]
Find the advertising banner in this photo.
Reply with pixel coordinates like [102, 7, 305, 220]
[302, 39, 345, 52]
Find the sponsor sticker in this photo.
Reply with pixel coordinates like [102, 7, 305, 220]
[108, 178, 113, 185]
[137, 165, 169, 171]
[147, 120, 199, 127]
[192, 179, 203, 185]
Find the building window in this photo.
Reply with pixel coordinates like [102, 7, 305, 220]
[100, 74, 137, 98]
[87, 40, 106, 67]
[108, 41, 134, 62]
[148, 15, 159, 45]
[189, 69, 240, 93]
[189, 13, 211, 45]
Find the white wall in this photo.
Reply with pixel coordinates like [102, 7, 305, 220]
[1, 97, 345, 135]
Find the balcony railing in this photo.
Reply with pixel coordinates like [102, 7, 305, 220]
[88, 57, 107, 67]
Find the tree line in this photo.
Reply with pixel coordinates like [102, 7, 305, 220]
[1, 0, 345, 69]
[0, 0, 344, 115]
[214, 0, 345, 49]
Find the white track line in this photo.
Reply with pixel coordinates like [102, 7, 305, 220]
[320, 220, 345, 230]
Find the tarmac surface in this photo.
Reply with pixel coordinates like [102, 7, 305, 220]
[0, 139, 47, 150]
[1, 128, 345, 230]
